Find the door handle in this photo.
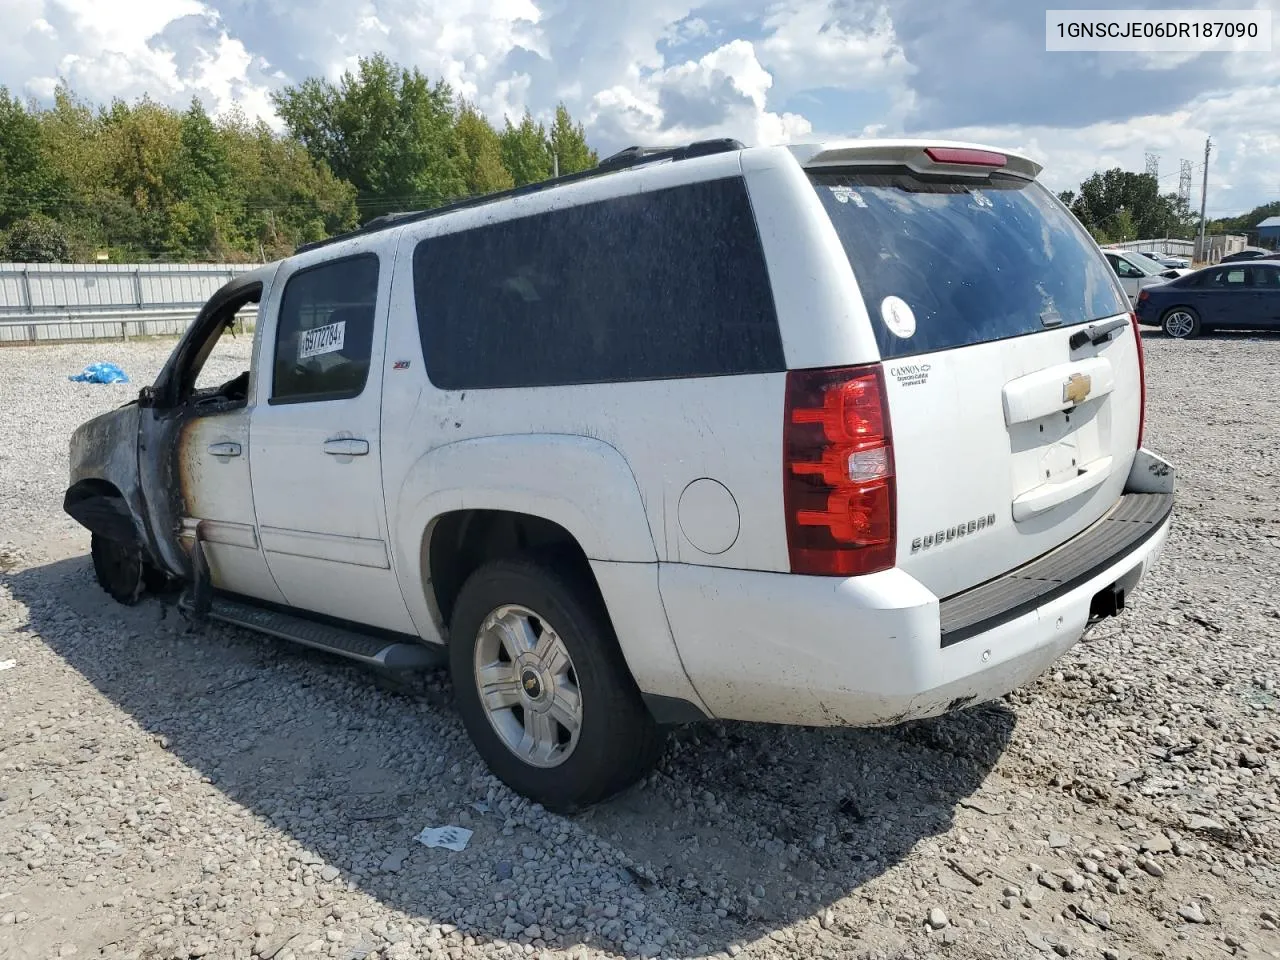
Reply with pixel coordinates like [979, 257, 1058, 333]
[323, 438, 370, 457]
[208, 442, 242, 458]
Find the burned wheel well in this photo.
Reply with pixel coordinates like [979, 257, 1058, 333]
[63, 479, 138, 544]
[426, 510, 602, 635]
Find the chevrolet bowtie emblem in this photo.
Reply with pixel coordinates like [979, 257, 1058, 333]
[1062, 372, 1092, 405]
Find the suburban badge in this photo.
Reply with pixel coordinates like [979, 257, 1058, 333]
[911, 513, 998, 554]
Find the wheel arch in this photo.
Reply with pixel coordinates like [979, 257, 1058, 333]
[63, 478, 146, 545]
[390, 434, 711, 720]
[392, 434, 659, 638]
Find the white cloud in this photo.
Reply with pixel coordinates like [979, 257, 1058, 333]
[759, 0, 911, 100]
[592, 38, 811, 146]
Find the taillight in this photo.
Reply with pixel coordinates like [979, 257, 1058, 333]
[783, 365, 896, 576]
[1137, 289, 1150, 302]
[1129, 311, 1146, 447]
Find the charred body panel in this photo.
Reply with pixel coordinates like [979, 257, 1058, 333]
[64, 403, 148, 547]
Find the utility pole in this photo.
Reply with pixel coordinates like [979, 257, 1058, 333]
[1197, 137, 1212, 262]
[552, 152, 559, 178]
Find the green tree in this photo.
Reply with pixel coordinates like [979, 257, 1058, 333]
[1, 213, 72, 262]
[1065, 168, 1187, 240]
[0, 87, 64, 228]
[1109, 208, 1137, 242]
[170, 98, 238, 257]
[548, 103, 597, 176]
[1210, 199, 1280, 242]
[3, 66, 599, 262]
[454, 101, 514, 195]
[219, 109, 359, 258]
[273, 53, 467, 221]
[96, 95, 184, 256]
[500, 111, 552, 187]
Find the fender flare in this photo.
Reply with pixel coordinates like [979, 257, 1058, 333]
[63, 479, 145, 545]
[392, 433, 660, 640]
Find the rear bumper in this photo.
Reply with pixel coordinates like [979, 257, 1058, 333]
[660, 451, 1175, 727]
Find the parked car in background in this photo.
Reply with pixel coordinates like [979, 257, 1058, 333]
[1138, 250, 1190, 270]
[1103, 249, 1179, 303]
[1220, 249, 1273, 264]
[1136, 260, 1280, 338]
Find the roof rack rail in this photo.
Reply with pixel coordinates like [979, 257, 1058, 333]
[294, 137, 746, 255]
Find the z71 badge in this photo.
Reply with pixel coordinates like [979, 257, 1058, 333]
[911, 513, 997, 553]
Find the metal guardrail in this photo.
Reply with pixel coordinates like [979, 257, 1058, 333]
[0, 262, 258, 343]
[0, 307, 257, 345]
[0, 262, 255, 317]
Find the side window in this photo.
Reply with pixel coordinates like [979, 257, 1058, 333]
[1247, 266, 1280, 288]
[1108, 255, 1137, 279]
[412, 177, 784, 390]
[1224, 268, 1247, 287]
[271, 254, 380, 404]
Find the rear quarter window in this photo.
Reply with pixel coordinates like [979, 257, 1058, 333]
[811, 172, 1129, 360]
[412, 177, 784, 390]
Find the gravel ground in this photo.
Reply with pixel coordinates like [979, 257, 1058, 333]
[1, 334, 1278, 960]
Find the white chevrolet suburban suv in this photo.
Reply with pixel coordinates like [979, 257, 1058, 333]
[65, 138, 1176, 811]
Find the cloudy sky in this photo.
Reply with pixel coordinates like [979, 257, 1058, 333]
[2, 0, 1277, 217]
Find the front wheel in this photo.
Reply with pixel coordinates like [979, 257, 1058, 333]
[90, 534, 146, 605]
[448, 557, 663, 811]
[1162, 307, 1201, 339]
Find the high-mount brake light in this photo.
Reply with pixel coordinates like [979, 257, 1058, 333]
[924, 147, 1008, 168]
[783, 365, 896, 577]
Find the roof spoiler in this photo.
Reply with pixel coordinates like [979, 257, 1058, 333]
[790, 139, 1042, 180]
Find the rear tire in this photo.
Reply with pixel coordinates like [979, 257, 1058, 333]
[448, 556, 663, 812]
[1161, 307, 1201, 339]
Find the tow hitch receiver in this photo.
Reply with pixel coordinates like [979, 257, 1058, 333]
[1089, 584, 1126, 622]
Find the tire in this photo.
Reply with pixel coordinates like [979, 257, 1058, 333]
[449, 556, 663, 811]
[90, 533, 146, 605]
[1161, 307, 1201, 339]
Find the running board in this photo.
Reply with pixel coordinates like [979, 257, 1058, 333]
[182, 594, 444, 670]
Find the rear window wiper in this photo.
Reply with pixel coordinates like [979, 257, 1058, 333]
[1069, 317, 1130, 351]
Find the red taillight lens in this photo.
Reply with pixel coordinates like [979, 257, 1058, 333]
[1137, 289, 1150, 302]
[924, 146, 1007, 167]
[784, 365, 896, 576]
[1129, 312, 1146, 447]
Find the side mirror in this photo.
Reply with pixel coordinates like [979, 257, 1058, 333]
[138, 385, 157, 408]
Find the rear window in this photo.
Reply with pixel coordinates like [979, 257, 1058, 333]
[413, 177, 783, 390]
[811, 172, 1129, 360]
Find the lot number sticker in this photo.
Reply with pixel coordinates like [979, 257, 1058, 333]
[299, 321, 346, 360]
[880, 296, 917, 339]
